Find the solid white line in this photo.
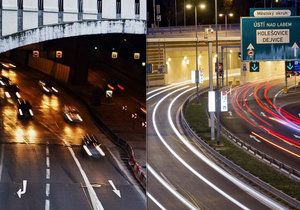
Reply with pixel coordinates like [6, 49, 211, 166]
[46, 156, 50, 168]
[147, 80, 190, 95]
[168, 87, 286, 210]
[46, 169, 50, 180]
[46, 183, 50, 197]
[152, 86, 249, 210]
[0, 144, 4, 181]
[147, 192, 167, 210]
[148, 164, 197, 209]
[147, 83, 191, 101]
[67, 147, 104, 210]
[45, 199, 50, 210]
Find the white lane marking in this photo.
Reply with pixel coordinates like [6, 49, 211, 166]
[108, 180, 121, 198]
[160, 172, 177, 191]
[0, 144, 4, 181]
[46, 156, 50, 168]
[46, 183, 50, 197]
[45, 199, 50, 210]
[17, 180, 27, 198]
[67, 147, 104, 210]
[249, 93, 253, 97]
[148, 164, 197, 210]
[147, 81, 190, 95]
[153, 86, 249, 209]
[147, 192, 167, 210]
[46, 169, 50, 180]
[46, 147, 49, 156]
[249, 135, 262, 143]
[147, 83, 191, 101]
[168, 87, 286, 210]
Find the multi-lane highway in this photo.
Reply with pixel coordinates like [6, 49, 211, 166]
[222, 80, 300, 171]
[147, 82, 285, 210]
[0, 65, 145, 210]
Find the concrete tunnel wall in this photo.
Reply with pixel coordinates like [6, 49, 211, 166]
[164, 46, 286, 85]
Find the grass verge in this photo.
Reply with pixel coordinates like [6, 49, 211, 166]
[184, 97, 300, 201]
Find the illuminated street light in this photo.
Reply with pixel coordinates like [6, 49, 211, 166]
[185, 2, 206, 103]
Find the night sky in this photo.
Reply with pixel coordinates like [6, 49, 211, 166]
[147, 0, 299, 27]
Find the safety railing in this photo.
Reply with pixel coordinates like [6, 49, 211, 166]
[181, 91, 300, 209]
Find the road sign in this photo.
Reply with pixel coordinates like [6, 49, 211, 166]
[250, 61, 260, 72]
[250, 8, 295, 17]
[285, 60, 295, 71]
[56, 51, 62, 59]
[106, 90, 113, 98]
[191, 70, 204, 84]
[134, 53, 140, 60]
[241, 17, 300, 61]
[33, 50, 39, 58]
[208, 91, 215, 112]
[112, 51, 118, 59]
[220, 91, 228, 112]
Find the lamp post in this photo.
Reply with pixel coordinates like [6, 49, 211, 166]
[186, 1, 206, 103]
[219, 12, 233, 87]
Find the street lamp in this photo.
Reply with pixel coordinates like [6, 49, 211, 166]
[186, 1, 206, 103]
[219, 12, 234, 87]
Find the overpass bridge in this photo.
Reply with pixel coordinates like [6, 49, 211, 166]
[0, 0, 146, 53]
[147, 25, 286, 86]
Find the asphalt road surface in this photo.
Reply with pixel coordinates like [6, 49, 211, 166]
[147, 82, 284, 210]
[0, 66, 145, 210]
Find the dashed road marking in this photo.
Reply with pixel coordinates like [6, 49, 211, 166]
[46, 168, 50, 180]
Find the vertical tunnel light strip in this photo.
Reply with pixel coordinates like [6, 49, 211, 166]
[147, 165, 193, 210]
[152, 86, 251, 210]
[168, 88, 286, 210]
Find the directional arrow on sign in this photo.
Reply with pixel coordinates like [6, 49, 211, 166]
[287, 62, 294, 70]
[292, 42, 299, 57]
[247, 43, 254, 50]
[251, 63, 258, 71]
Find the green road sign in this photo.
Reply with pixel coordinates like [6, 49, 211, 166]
[250, 8, 296, 17]
[241, 17, 300, 61]
[250, 61, 260, 72]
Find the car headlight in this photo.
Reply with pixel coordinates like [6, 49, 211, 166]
[52, 87, 58, 93]
[43, 86, 50, 92]
[5, 92, 11, 98]
[83, 145, 92, 156]
[16, 92, 21, 98]
[77, 114, 83, 122]
[65, 113, 73, 122]
[29, 109, 34, 116]
[95, 145, 105, 157]
[18, 109, 23, 116]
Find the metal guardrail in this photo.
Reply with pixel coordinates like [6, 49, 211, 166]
[181, 92, 300, 209]
[147, 24, 240, 35]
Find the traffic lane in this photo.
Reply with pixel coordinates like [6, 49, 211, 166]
[1, 67, 107, 146]
[148, 90, 270, 210]
[223, 88, 300, 169]
[167, 89, 273, 210]
[71, 146, 146, 210]
[147, 167, 192, 210]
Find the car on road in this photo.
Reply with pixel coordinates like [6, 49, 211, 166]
[0, 75, 11, 87]
[1, 62, 16, 70]
[17, 99, 34, 119]
[81, 134, 105, 158]
[38, 80, 59, 94]
[4, 84, 21, 101]
[63, 105, 83, 123]
[106, 80, 125, 93]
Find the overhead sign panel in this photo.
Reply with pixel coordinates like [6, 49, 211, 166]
[250, 8, 295, 17]
[241, 17, 300, 61]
